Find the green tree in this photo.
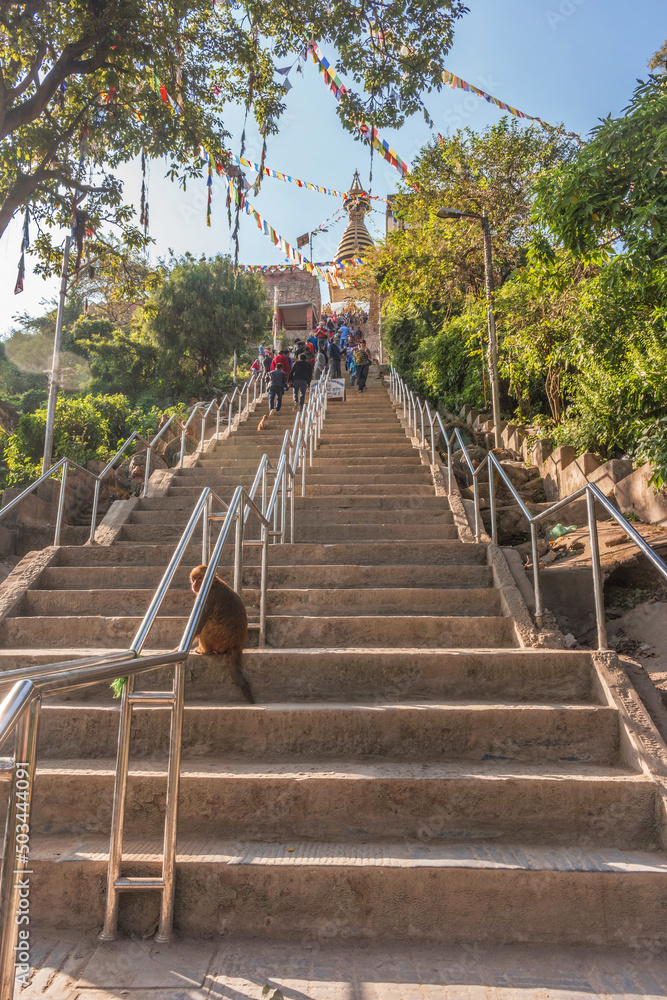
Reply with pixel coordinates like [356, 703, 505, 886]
[533, 74, 667, 260]
[142, 254, 267, 389]
[649, 41, 667, 72]
[0, 0, 467, 266]
[364, 118, 577, 315]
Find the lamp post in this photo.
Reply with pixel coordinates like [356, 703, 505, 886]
[436, 206, 502, 449]
[42, 234, 72, 473]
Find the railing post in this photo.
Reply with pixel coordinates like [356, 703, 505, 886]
[280, 468, 287, 543]
[472, 476, 481, 542]
[142, 446, 152, 498]
[155, 658, 184, 943]
[530, 522, 543, 629]
[89, 477, 101, 543]
[289, 468, 295, 543]
[54, 463, 68, 546]
[586, 489, 608, 650]
[420, 405, 425, 450]
[0, 695, 40, 1000]
[430, 414, 436, 468]
[259, 521, 268, 645]
[234, 496, 244, 597]
[447, 441, 453, 495]
[179, 429, 186, 468]
[100, 675, 135, 940]
[200, 414, 206, 452]
[215, 407, 221, 441]
[302, 440, 307, 497]
[202, 494, 212, 565]
[227, 401, 232, 434]
[488, 462, 498, 545]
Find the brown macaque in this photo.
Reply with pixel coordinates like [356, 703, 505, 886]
[257, 414, 268, 431]
[189, 564, 254, 704]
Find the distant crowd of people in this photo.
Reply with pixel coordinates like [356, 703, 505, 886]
[250, 310, 374, 415]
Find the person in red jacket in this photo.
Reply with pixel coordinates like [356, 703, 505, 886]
[271, 350, 292, 373]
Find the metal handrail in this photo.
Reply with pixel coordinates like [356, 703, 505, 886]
[389, 366, 667, 647]
[0, 381, 265, 546]
[0, 367, 328, 998]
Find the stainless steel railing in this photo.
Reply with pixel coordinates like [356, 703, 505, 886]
[389, 366, 667, 646]
[0, 376, 266, 549]
[0, 368, 326, 1000]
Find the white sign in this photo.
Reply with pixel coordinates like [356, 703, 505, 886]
[326, 378, 346, 401]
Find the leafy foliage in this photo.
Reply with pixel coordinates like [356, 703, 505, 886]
[1, 0, 468, 266]
[362, 119, 577, 314]
[3, 393, 150, 487]
[533, 75, 667, 260]
[141, 254, 267, 387]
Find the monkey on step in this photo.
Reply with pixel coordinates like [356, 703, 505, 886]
[189, 564, 255, 703]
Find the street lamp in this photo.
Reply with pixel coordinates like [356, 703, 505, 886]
[436, 206, 502, 449]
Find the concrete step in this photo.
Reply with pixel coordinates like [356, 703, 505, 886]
[20, 586, 502, 618]
[312, 447, 418, 458]
[127, 507, 455, 528]
[56, 540, 488, 567]
[37, 563, 490, 592]
[296, 524, 459, 541]
[34, 702, 620, 763]
[20, 760, 656, 849]
[295, 509, 454, 525]
[20, 836, 665, 944]
[293, 495, 449, 511]
[0, 649, 596, 706]
[1, 612, 515, 649]
[305, 484, 435, 496]
[0, 648, 597, 706]
[296, 473, 434, 485]
[310, 457, 424, 467]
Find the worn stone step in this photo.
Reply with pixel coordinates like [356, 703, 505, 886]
[296, 508, 454, 525]
[19, 760, 656, 849]
[39, 563, 492, 594]
[294, 495, 449, 511]
[296, 524, 459, 541]
[18, 835, 667, 944]
[314, 447, 418, 458]
[20, 586, 501, 618]
[34, 702, 619, 763]
[127, 507, 454, 528]
[0, 649, 597, 706]
[37, 563, 490, 592]
[296, 473, 434, 485]
[56, 540, 488, 567]
[311, 457, 424, 467]
[305, 484, 435, 496]
[1, 611, 514, 648]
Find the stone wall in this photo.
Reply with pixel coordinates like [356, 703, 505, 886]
[456, 404, 667, 526]
[262, 271, 321, 314]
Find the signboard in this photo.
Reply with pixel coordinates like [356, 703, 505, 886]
[326, 378, 346, 401]
[296, 233, 310, 248]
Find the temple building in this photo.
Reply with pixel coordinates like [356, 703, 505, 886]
[334, 170, 375, 263]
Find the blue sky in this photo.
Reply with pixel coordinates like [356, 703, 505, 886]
[1, 0, 664, 336]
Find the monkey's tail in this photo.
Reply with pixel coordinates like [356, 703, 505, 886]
[229, 647, 255, 704]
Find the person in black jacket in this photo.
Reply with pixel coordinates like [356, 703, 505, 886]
[289, 353, 312, 410]
[268, 363, 288, 414]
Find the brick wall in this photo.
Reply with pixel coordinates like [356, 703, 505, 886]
[262, 272, 321, 314]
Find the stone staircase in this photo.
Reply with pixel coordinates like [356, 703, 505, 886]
[0, 376, 666, 954]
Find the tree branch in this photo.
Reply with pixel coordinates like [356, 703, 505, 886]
[7, 44, 47, 102]
[2, 32, 110, 139]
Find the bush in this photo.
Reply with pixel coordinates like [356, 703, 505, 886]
[3, 394, 151, 488]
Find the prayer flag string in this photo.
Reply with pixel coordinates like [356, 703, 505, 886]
[440, 70, 582, 144]
[308, 41, 412, 180]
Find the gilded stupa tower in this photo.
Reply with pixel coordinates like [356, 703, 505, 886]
[334, 170, 375, 262]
